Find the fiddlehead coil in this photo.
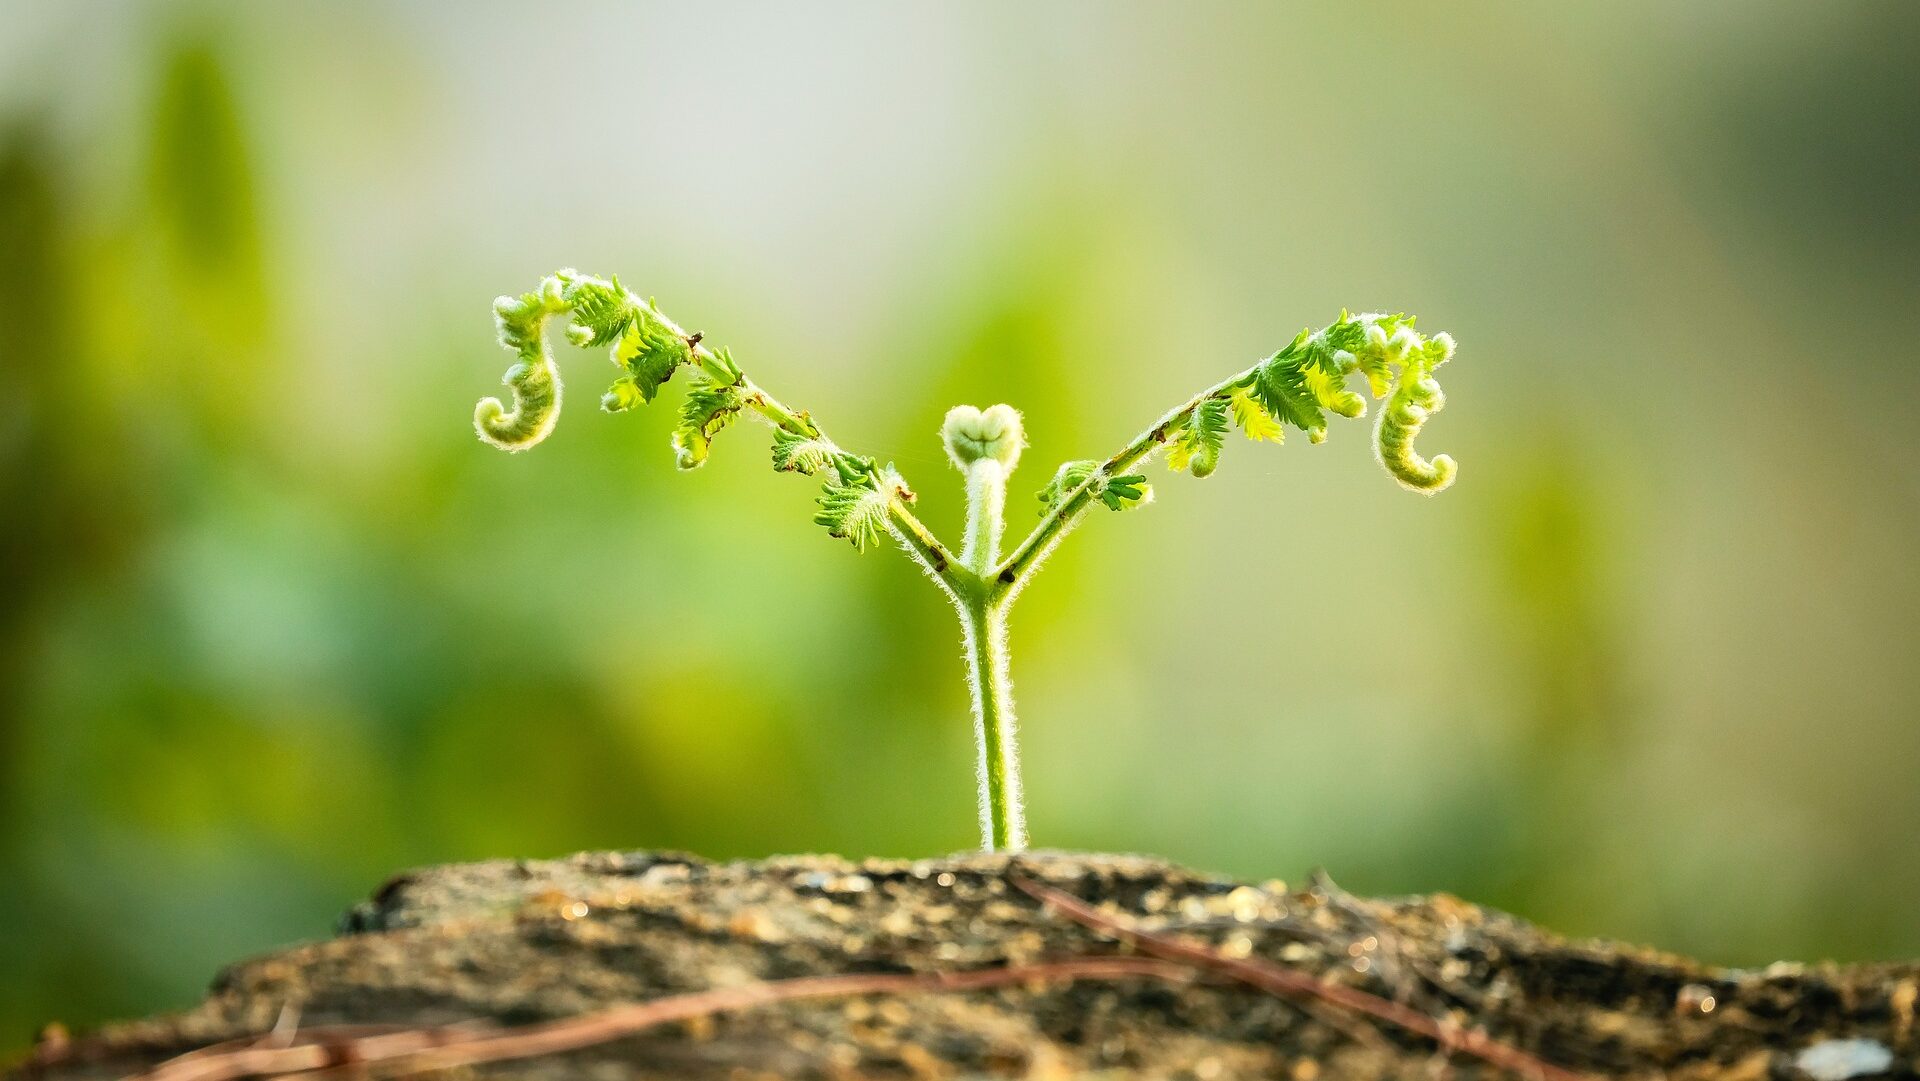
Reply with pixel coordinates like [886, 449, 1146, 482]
[1231, 311, 1459, 493]
[473, 270, 691, 451]
[474, 275, 570, 450]
[1374, 329, 1457, 493]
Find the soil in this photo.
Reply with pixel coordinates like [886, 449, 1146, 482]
[8, 850, 1917, 1080]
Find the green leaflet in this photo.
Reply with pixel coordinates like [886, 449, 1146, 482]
[1249, 330, 1331, 441]
[605, 327, 719, 415]
[815, 467, 903, 551]
[1167, 396, 1227, 478]
[705, 346, 743, 387]
[614, 311, 690, 404]
[600, 376, 644, 413]
[672, 378, 745, 470]
[772, 427, 840, 475]
[562, 275, 636, 347]
[1037, 460, 1151, 513]
[1303, 361, 1365, 420]
[1098, 474, 1152, 510]
[1038, 460, 1096, 513]
[1228, 386, 1285, 443]
[1250, 317, 1367, 441]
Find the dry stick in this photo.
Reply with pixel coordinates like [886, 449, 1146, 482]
[25, 1024, 427, 1078]
[128, 957, 1195, 1081]
[1009, 875, 1593, 1081]
[137, 1024, 442, 1070]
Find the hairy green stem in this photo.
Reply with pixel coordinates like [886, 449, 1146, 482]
[962, 597, 1024, 851]
[960, 461, 1008, 574]
[886, 506, 959, 582]
[959, 458, 1022, 849]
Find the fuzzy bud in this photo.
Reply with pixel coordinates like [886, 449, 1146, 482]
[942, 404, 1025, 472]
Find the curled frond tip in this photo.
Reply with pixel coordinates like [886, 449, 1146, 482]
[472, 270, 694, 453]
[1373, 330, 1458, 494]
[1199, 311, 1458, 494]
[474, 358, 560, 451]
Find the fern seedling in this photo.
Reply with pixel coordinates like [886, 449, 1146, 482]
[473, 270, 1458, 852]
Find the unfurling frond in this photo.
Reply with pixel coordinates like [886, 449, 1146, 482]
[473, 277, 569, 451]
[1024, 311, 1458, 517]
[1226, 310, 1456, 490]
[1375, 332, 1457, 493]
[474, 270, 694, 450]
[473, 271, 951, 562]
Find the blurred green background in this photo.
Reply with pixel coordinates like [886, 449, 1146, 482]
[4, 0, 1919, 1049]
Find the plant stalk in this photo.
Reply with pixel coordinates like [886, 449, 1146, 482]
[962, 597, 1024, 851]
[960, 461, 1007, 573]
[958, 458, 1024, 851]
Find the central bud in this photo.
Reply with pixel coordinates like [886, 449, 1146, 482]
[942, 404, 1025, 472]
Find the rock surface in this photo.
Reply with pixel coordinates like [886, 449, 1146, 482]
[9, 850, 1919, 1080]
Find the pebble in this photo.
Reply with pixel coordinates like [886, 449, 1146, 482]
[1675, 983, 1718, 1016]
[727, 908, 783, 942]
[1226, 886, 1264, 922]
[1794, 1038, 1894, 1081]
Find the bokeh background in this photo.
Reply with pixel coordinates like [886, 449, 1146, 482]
[4, 0, 1919, 1049]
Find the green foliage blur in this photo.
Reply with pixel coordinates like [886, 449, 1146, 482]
[3, 2, 1918, 1050]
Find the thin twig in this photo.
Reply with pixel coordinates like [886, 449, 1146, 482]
[1010, 874, 1592, 1081]
[128, 957, 1195, 1081]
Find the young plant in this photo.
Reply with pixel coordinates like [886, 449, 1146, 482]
[473, 270, 1458, 852]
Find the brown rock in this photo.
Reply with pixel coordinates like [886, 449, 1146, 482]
[8, 850, 1918, 1080]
